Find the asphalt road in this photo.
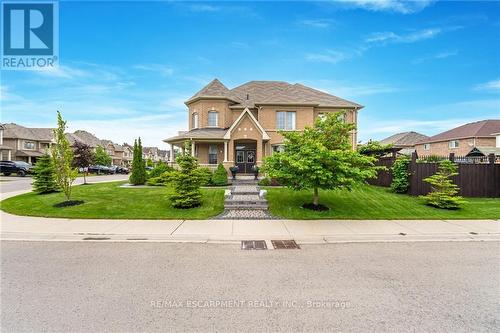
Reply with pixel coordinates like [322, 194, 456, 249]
[1, 241, 499, 332]
[0, 174, 129, 194]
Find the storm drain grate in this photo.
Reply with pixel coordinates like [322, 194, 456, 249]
[271, 240, 300, 249]
[241, 240, 267, 250]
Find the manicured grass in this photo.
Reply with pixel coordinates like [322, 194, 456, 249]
[266, 185, 500, 220]
[1, 182, 224, 219]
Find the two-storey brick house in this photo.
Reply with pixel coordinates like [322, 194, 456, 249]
[164, 79, 362, 173]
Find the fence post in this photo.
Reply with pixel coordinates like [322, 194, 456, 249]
[488, 153, 495, 165]
[449, 152, 455, 162]
[409, 152, 418, 195]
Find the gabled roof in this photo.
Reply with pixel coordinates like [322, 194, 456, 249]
[2, 123, 54, 141]
[224, 107, 270, 140]
[466, 147, 500, 157]
[423, 120, 500, 143]
[186, 79, 241, 104]
[185, 79, 362, 108]
[71, 130, 102, 147]
[380, 131, 429, 147]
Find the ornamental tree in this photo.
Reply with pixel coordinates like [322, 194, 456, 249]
[422, 160, 464, 209]
[94, 145, 111, 166]
[72, 141, 94, 184]
[129, 138, 146, 185]
[51, 111, 78, 201]
[170, 141, 202, 208]
[32, 154, 59, 194]
[390, 155, 411, 193]
[263, 112, 379, 208]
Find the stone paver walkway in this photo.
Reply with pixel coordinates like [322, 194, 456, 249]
[216, 179, 275, 219]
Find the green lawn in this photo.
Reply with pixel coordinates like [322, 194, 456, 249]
[1, 182, 224, 219]
[266, 185, 500, 220]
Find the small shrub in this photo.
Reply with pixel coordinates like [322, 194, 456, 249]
[390, 156, 410, 193]
[211, 164, 228, 186]
[258, 177, 272, 186]
[146, 171, 175, 186]
[195, 167, 213, 186]
[421, 160, 465, 209]
[170, 141, 202, 208]
[148, 163, 173, 179]
[32, 154, 59, 194]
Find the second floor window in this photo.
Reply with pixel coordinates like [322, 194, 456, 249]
[24, 141, 35, 150]
[192, 113, 199, 129]
[449, 140, 459, 149]
[208, 111, 218, 127]
[276, 111, 296, 130]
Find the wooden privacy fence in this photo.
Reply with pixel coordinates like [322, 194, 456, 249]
[368, 152, 500, 198]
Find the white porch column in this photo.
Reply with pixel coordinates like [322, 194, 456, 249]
[7, 150, 11, 161]
[224, 141, 228, 162]
[191, 141, 196, 157]
[28, 156, 32, 164]
[170, 143, 175, 163]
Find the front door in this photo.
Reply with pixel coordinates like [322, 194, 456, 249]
[235, 149, 256, 173]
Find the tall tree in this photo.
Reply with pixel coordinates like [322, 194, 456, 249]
[32, 154, 59, 194]
[263, 112, 379, 209]
[170, 141, 202, 208]
[72, 141, 94, 184]
[94, 145, 111, 166]
[51, 111, 78, 201]
[129, 138, 146, 185]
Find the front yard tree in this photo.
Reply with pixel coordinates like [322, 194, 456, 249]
[51, 111, 78, 202]
[422, 160, 464, 209]
[72, 141, 94, 184]
[129, 138, 146, 185]
[94, 145, 111, 166]
[32, 154, 59, 194]
[170, 141, 202, 208]
[263, 112, 379, 209]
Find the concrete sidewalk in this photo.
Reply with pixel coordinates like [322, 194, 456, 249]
[1, 211, 499, 244]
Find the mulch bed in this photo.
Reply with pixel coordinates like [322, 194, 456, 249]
[302, 203, 330, 211]
[53, 200, 85, 208]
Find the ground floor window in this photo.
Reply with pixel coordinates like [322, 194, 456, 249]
[272, 144, 285, 154]
[208, 144, 218, 164]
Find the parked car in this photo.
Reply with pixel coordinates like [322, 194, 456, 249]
[0, 160, 34, 177]
[88, 165, 113, 175]
[115, 166, 129, 174]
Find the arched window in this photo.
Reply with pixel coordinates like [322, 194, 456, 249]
[192, 112, 199, 129]
[208, 111, 218, 127]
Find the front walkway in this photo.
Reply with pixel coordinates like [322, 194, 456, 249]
[1, 210, 498, 243]
[216, 178, 275, 219]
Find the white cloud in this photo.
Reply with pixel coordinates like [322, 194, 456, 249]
[133, 64, 174, 77]
[188, 4, 220, 12]
[297, 19, 335, 28]
[335, 0, 434, 14]
[365, 28, 443, 44]
[36, 65, 90, 79]
[412, 50, 458, 64]
[474, 79, 500, 92]
[305, 50, 349, 64]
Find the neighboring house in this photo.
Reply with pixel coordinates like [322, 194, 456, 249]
[415, 120, 500, 156]
[164, 79, 362, 172]
[379, 131, 429, 155]
[1, 123, 54, 164]
[122, 143, 134, 166]
[143, 146, 161, 162]
[66, 130, 102, 148]
[0, 124, 12, 161]
[158, 149, 169, 162]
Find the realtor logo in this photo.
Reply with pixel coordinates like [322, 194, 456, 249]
[1, 1, 59, 69]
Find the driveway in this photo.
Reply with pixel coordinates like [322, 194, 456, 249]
[0, 174, 129, 194]
[1, 241, 499, 332]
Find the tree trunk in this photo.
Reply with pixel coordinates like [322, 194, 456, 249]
[83, 171, 87, 184]
[313, 188, 319, 206]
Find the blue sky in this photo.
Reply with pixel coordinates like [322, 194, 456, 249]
[1, 0, 499, 147]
